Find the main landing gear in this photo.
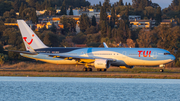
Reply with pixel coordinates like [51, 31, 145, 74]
[82, 68, 107, 72]
[83, 67, 92, 72]
[97, 69, 106, 72]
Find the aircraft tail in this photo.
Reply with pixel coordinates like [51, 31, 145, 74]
[17, 20, 48, 51]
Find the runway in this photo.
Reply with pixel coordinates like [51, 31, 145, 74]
[0, 70, 180, 79]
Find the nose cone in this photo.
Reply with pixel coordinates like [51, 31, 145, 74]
[170, 55, 176, 61]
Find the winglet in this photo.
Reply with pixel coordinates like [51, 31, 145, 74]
[103, 42, 108, 48]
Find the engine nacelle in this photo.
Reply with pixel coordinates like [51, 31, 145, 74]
[94, 59, 110, 69]
[119, 66, 134, 69]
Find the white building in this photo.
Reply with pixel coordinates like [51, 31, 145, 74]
[129, 15, 141, 21]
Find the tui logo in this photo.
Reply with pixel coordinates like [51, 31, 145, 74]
[23, 34, 34, 49]
[138, 51, 151, 57]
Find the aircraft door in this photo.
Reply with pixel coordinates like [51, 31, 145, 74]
[122, 51, 126, 58]
[153, 51, 157, 59]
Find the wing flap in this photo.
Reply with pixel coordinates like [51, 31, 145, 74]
[47, 53, 116, 62]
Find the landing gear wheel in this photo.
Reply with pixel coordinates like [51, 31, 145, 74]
[83, 68, 87, 71]
[97, 69, 107, 72]
[97, 69, 100, 71]
[83, 68, 92, 72]
[87, 68, 92, 71]
[160, 69, 164, 72]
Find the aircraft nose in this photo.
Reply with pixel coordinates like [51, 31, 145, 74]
[170, 55, 176, 61]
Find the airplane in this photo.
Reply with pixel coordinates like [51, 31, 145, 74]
[9, 20, 175, 72]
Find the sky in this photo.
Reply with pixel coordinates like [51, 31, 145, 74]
[87, 0, 172, 9]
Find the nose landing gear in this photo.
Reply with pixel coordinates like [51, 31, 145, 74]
[159, 69, 164, 72]
[159, 64, 165, 72]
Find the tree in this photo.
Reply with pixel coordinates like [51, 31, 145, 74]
[154, 26, 180, 54]
[0, 53, 8, 66]
[68, 18, 76, 32]
[1, 28, 22, 47]
[127, 39, 135, 48]
[92, 16, 97, 26]
[116, 19, 131, 43]
[100, 6, 107, 21]
[9, 9, 16, 18]
[110, 6, 116, 28]
[0, 1, 13, 16]
[0, 45, 3, 53]
[100, 20, 107, 37]
[60, 16, 69, 33]
[103, 0, 110, 12]
[100, 6, 108, 38]
[43, 34, 51, 46]
[136, 29, 152, 48]
[47, 7, 56, 16]
[99, 1, 101, 6]
[144, 6, 156, 19]
[132, 0, 151, 9]
[12, 0, 19, 12]
[22, 8, 37, 23]
[178, 1, 180, 11]
[35, 1, 41, 11]
[60, 0, 67, 15]
[155, 6, 162, 25]
[72, 32, 86, 44]
[28, 0, 36, 8]
[43, 31, 60, 47]
[79, 14, 91, 32]
[19, 2, 24, 18]
[50, 22, 57, 33]
[69, 6, 73, 15]
[60, 16, 76, 33]
[118, 0, 124, 6]
[85, 26, 98, 34]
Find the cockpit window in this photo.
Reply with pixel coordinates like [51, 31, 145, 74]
[164, 53, 171, 55]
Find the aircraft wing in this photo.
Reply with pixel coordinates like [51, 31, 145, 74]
[41, 53, 116, 62]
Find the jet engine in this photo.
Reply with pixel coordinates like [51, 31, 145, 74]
[94, 59, 110, 69]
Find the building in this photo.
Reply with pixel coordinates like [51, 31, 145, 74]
[130, 20, 156, 29]
[160, 19, 177, 27]
[129, 15, 141, 21]
[36, 10, 47, 16]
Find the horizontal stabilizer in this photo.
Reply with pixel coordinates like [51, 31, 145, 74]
[5, 50, 38, 55]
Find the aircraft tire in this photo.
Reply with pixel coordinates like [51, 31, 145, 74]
[160, 69, 164, 72]
[83, 68, 87, 72]
[101, 69, 107, 72]
[97, 69, 100, 71]
[87, 68, 92, 71]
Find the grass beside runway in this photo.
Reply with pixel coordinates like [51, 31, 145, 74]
[0, 62, 180, 79]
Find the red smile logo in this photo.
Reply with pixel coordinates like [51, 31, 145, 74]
[23, 34, 34, 49]
[23, 37, 33, 45]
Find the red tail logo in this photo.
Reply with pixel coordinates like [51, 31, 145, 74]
[23, 34, 34, 49]
[23, 37, 33, 45]
[23, 34, 34, 45]
[138, 51, 151, 57]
